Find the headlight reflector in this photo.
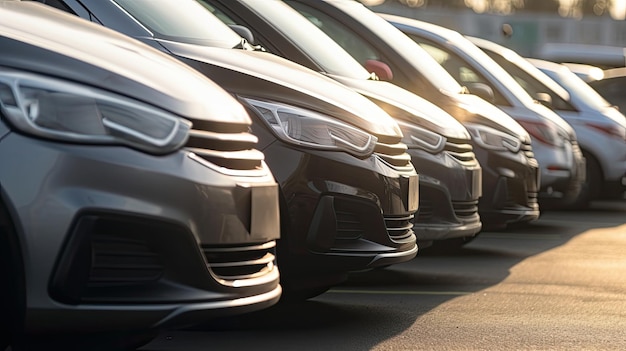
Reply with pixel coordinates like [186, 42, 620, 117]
[396, 120, 446, 153]
[465, 123, 521, 153]
[242, 97, 376, 157]
[0, 70, 190, 154]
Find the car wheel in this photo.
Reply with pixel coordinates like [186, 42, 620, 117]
[569, 151, 602, 209]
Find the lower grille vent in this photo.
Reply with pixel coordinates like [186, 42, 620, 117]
[385, 214, 415, 241]
[88, 235, 163, 288]
[203, 241, 276, 281]
[452, 200, 479, 219]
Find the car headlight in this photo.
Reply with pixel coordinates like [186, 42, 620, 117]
[396, 120, 446, 154]
[465, 123, 521, 153]
[241, 97, 377, 157]
[0, 70, 190, 154]
[516, 119, 566, 148]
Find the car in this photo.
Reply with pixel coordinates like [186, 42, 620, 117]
[287, 0, 540, 230]
[589, 67, 626, 116]
[198, 0, 482, 249]
[561, 63, 605, 83]
[383, 14, 587, 209]
[0, 1, 281, 349]
[537, 43, 626, 69]
[522, 58, 626, 203]
[35, 0, 420, 299]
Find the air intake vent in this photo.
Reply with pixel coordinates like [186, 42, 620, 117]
[185, 119, 265, 174]
[374, 141, 412, 168]
[203, 241, 277, 281]
[88, 235, 163, 288]
[452, 200, 479, 219]
[384, 214, 415, 241]
[521, 140, 534, 159]
[445, 137, 476, 162]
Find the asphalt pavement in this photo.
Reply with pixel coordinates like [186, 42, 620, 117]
[141, 200, 626, 351]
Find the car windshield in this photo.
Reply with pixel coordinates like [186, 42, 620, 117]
[288, 0, 463, 94]
[544, 67, 613, 110]
[112, 0, 243, 48]
[449, 38, 536, 106]
[233, 0, 371, 79]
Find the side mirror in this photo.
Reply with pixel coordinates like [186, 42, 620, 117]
[229, 24, 255, 45]
[365, 60, 393, 81]
[466, 82, 495, 103]
[535, 92, 553, 108]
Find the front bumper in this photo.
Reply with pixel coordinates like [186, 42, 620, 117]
[0, 133, 281, 333]
[473, 142, 541, 229]
[410, 149, 482, 242]
[262, 142, 418, 278]
[539, 141, 586, 206]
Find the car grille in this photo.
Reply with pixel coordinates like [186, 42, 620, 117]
[452, 200, 479, 219]
[445, 137, 476, 163]
[87, 235, 163, 288]
[185, 120, 267, 176]
[336, 210, 366, 240]
[384, 214, 415, 242]
[374, 141, 413, 169]
[203, 241, 277, 281]
[521, 140, 534, 159]
[334, 211, 414, 242]
[416, 199, 434, 222]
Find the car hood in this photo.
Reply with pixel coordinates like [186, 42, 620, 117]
[452, 94, 531, 142]
[0, 1, 251, 125]
[156, 39, 402, 143]
[329, 75, 469, 140]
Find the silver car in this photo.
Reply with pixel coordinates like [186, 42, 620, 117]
[384, 15, 586, 208]
[1, 2, 280, 349]
[522, 58, 625, 204]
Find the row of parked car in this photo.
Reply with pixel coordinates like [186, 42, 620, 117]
[1, 0, 624, 349]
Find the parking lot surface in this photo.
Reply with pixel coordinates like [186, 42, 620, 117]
[142, 200, 626, 351]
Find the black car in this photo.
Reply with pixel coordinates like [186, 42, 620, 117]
[34, 0, 420, 298]
[199, 0, 483, 248]
[287, 0, 541, 230]
[0, 1, 281, 349]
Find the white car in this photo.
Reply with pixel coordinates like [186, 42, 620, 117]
[384, 15, 586, 208]
[526, 58, 626, 203]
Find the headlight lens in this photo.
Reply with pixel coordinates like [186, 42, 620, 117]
[465, 123, 521, 153]
[0, 70, 190, 154]
[516, 119, 566, 148]
[242, 97, 377, 157]
[396, 120, 446, 153]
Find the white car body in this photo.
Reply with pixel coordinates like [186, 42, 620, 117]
[528, 58, 626, 200]
[383, 14, 586, 206]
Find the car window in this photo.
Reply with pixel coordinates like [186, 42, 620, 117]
[41, 0, 74, 13]
[111, 0, 243, 48]
[486, 54, 577, 112]
[197, 2, 237, 26]
[199, 0, 371, 79]
[290, 4, 381, 66]
[416, 40, 511, 106]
